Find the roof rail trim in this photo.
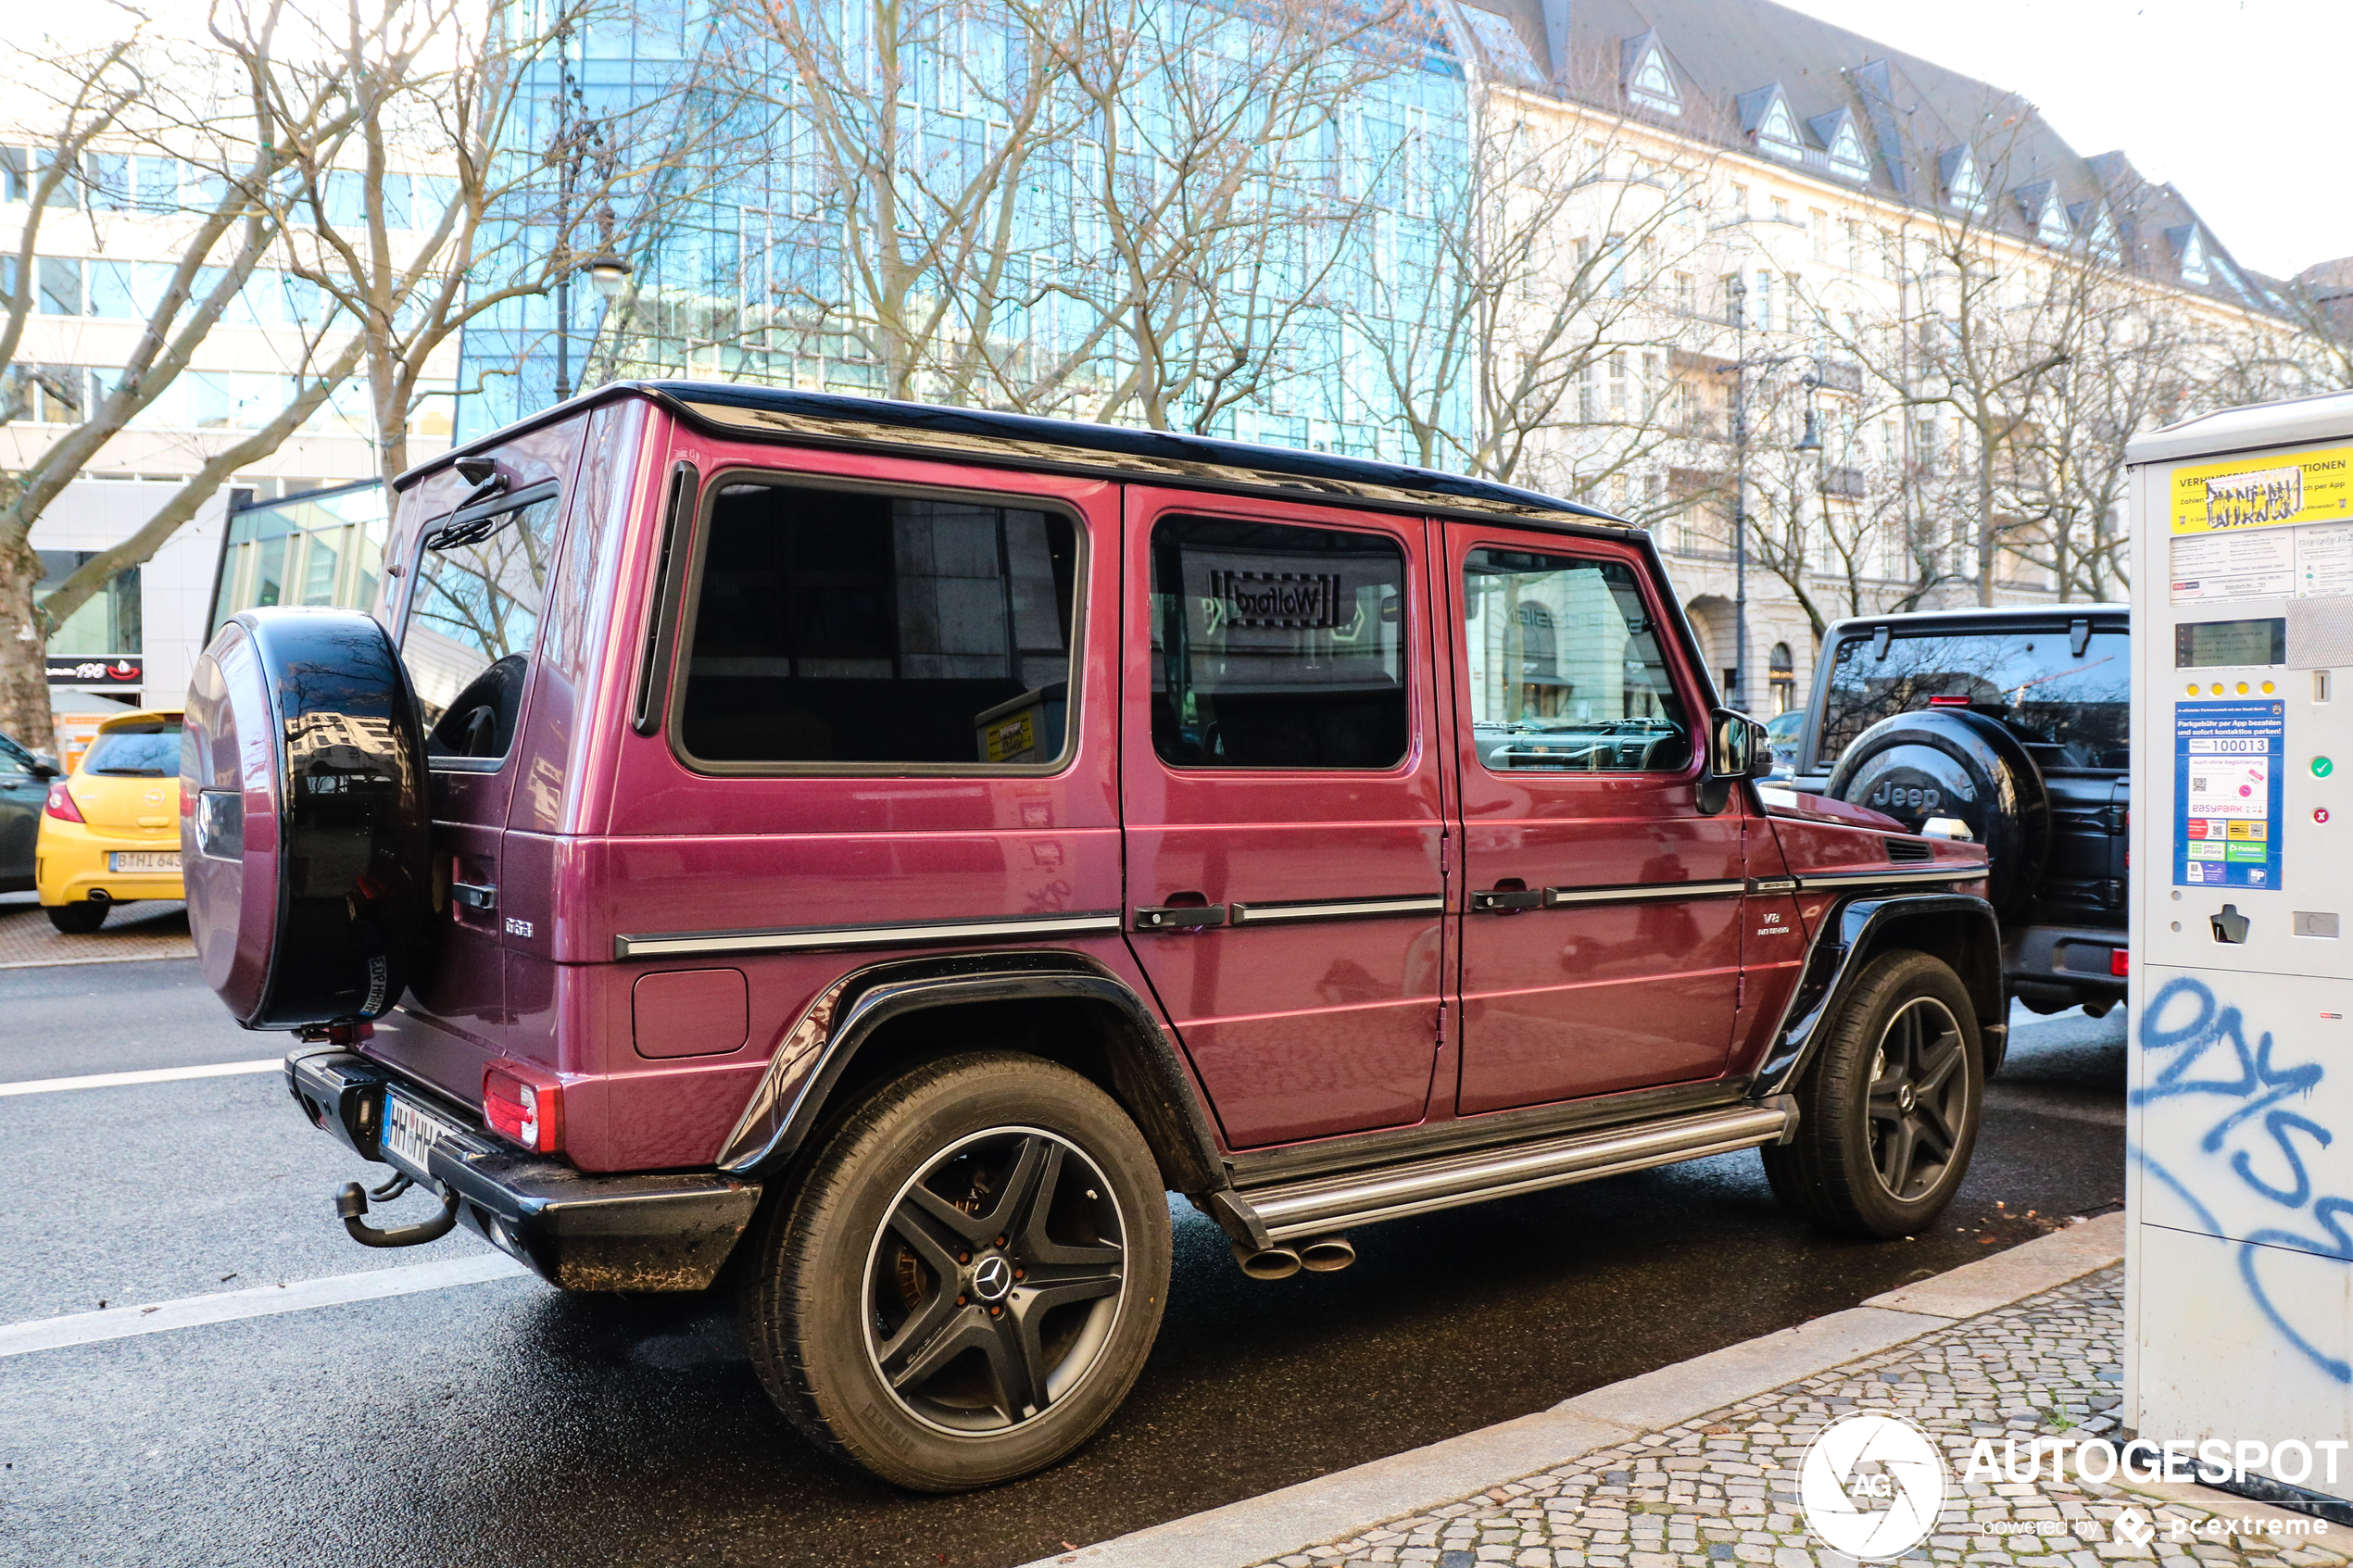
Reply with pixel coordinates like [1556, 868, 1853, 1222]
[398, 382, 1630, 530]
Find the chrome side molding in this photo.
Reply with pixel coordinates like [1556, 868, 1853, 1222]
[615, 910, 1123, 961]
[1228, 894, 1446, 925]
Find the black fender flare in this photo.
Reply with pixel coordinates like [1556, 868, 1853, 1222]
[711, 948, 1227, 1195]
[1749, 892, 2007, 1099]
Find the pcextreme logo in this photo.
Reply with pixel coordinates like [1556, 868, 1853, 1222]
[1796, 1412, 1950, 1559]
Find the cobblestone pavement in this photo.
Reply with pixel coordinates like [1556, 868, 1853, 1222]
[0, 897, 193, 968]
[1250, 1269, 2347, 1568]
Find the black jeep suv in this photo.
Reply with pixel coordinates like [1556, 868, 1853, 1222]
[1791, 606, 2129, 1017]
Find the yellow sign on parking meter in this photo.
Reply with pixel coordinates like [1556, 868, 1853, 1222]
[2170, 445, 2353, 533]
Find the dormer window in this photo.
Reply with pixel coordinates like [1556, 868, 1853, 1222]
[1808, 109, 1870, 181]
[2088, 208, 2121, 266]
[2176, 226, 2210, 284]
[1627, 38, 1681, 116]
[1739, 84, 1804, 163]
[1939, 144, 1983, 213]
[2016, 182, 2070, 246]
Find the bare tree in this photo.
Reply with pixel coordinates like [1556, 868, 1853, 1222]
[1344, 72, 1714, 496]
[0, 8, 370, 750]
[713, 0, 1086, 408]
[1045, 0, 1422, 432]
[247, 0, 736, 491]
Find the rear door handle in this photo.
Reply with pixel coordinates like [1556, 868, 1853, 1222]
[1468, 888, 1545, 912]
[1134, 903, 1228, 931]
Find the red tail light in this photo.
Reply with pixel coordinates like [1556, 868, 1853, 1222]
[484, 1062, 563, 1153]
[2111, 948, 2130, 978]
[43, 782, 83, 822]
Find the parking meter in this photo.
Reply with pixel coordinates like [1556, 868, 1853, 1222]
[2125, 393, 2353, 1495]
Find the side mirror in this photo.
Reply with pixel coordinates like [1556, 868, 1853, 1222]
[30, 758, 59, 780]
[1698, 708, 1771, 814]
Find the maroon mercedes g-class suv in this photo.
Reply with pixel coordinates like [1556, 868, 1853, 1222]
[182, 383, 1996, 1491]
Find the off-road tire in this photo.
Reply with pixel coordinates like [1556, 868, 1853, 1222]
[739, 1050, 1171, 1491]
[1763, 949, 1982, 1238]
[45, 902, 107, 934]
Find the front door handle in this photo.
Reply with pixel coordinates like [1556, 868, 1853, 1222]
[451, 881, 497, 910]
[1469, 888, 1544, 912]
[1134, 902, 1227, 931]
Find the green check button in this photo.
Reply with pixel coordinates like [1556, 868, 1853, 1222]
[2317, 757, 2336, 779]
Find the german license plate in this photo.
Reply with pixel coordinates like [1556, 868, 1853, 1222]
[109, 850, 181, 872]
[382, 1089, 462, 1181]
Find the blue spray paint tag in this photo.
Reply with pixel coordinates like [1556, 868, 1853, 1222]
[2175, 699, 2284, 889]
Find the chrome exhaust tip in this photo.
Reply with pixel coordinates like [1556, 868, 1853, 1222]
[1298, 1235, 1355, 1273]
[1229, 1238, 1302, 1280]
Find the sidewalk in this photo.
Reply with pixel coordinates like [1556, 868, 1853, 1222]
[1035, 1215, 2347, 1568]
[0, 897, 194, 968]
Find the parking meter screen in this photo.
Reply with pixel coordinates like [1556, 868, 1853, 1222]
[2172, 617, 2285, 668]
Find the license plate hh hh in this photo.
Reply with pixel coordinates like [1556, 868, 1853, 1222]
[382, 1090, 462, 1180]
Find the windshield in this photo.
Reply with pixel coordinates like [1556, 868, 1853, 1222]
[1817, 626, 2129, 771]
[82, 721, 182, 777]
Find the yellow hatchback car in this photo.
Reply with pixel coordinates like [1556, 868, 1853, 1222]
[38, 709, 185, 933]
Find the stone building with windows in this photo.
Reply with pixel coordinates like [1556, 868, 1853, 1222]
[1446, 0, 2289, 713]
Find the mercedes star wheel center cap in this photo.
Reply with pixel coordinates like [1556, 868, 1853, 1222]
[973, 1255, 1013, 1302]
[1897, 1084, 1917, 1112]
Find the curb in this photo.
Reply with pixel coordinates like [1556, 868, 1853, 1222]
[1026, 1210, 2130, 1568]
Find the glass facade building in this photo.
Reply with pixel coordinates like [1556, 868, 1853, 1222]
[456, 0, 1472, 459]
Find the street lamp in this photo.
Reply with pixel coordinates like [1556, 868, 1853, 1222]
[585, 251, 632, 300]
[1714, 302, 1832, 713]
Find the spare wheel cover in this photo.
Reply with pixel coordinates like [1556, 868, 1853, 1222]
[182, 608, 430, 1029]
[1824, 708, 2050, 918]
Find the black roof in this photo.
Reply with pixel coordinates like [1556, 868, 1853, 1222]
[1455, 0, 2276, 315]
[421, 380, 1623, 527]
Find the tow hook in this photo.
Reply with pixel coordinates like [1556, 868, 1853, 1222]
[336, 1174, 461, 1248]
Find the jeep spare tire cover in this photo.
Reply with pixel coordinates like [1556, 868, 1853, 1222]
[1824, 707, 2050, 919]
[182, 608, 431, 1029]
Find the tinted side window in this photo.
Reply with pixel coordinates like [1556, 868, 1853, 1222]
[404, 492, 561, 760]
[1150, 516, 1407, 770]
[678, 482, 1079, 767]
[1462, 548, 1691, 772]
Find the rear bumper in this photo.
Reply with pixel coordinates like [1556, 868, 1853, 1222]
[35, 822, 183, 904]
[285, 1047, 761, 1292]
[2003, 923, 2128, 1002]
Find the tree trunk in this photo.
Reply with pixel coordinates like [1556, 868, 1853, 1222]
[0, 537, 54, 754]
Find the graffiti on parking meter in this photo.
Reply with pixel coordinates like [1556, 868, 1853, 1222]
[2171, 446, 2353, 533]
[2134, 975, 2348, 1382]
[2176, 701, 2284, 889]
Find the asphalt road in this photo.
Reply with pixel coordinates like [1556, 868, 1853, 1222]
[0, 958, 2127, 1568]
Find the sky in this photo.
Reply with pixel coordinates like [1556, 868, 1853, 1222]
[1781, 0, 2353, 281]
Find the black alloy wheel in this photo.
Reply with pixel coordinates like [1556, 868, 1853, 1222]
[741, 1050, 1170, 1491]
[865, 1126, 1127, 1433]
[1864, 996, 1969, 1201]
[1763, 948, 1983, 1238]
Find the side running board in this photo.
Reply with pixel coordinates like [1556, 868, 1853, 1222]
[1232, 1101, 1795, 1244]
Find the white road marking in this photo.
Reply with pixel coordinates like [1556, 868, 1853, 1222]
[0, 1254, 534, 1358]
[0, 1059, 283, 1097]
